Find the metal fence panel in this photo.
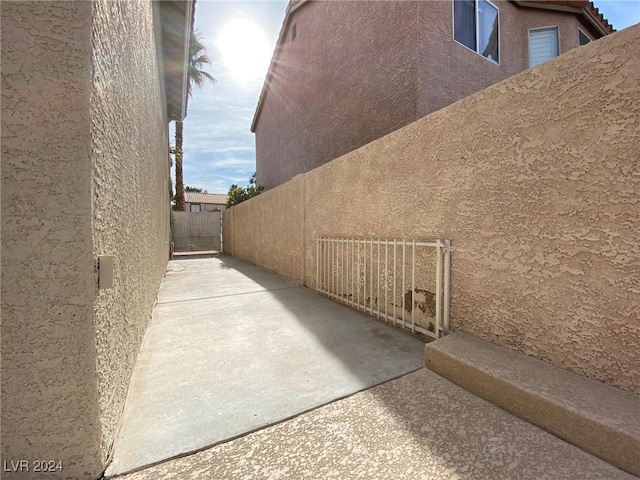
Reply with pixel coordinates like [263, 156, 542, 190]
[316, 237, 453, 340]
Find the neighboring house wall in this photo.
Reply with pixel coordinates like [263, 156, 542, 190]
[1, 1, 172, 477]
[255, 1, 608, 190]
[225, 25, 640, 395]
[186, 202, 226, 212]
[418, 0, 594, 115]
[184, 192, 228, 212]
[255, 0, 419, 189]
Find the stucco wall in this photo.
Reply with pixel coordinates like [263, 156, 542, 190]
[256, 1, 604, 190]
[91, 0, 171, 466]
[255, 0, 419, 190]
[228, 25, 640, 394]
[1, 1, 171, 478]
[1, 2, 102, 478]
[226, 175, 306, 283]
[222, 208, 235, 256]
[417, 0, 593, 115]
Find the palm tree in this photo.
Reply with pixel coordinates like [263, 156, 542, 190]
[175, 30, 216, 211]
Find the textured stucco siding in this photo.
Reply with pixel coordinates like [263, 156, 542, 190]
[257, 1, 603, 190]
[230, 176, 305, 284]
[222, 208, 235, 256]
[91, 0, 170, 466]
[255, 1, 418, 190]
[1, 1, 170, 478]
[1, 2, 102, 479]
[417, 0, 593, 116]
[229, 25, 640, 394]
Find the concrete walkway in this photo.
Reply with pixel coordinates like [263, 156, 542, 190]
[106, 255, 425, 477]
[118, 368, 634, 480]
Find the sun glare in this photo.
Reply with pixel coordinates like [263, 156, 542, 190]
[216, 19, 271, 82]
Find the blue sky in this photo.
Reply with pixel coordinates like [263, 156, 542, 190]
[174, 0, 640, 194]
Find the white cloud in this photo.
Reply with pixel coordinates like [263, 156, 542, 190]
[172, 1, 287, 193]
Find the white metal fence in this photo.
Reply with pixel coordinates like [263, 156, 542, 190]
[316, 238, 452, 339]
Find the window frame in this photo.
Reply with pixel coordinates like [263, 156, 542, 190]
[578, 28, 591, 46]
[528, 25, 560, 68]
[452, 0, 501, 66]
[190, 204, 201, 212]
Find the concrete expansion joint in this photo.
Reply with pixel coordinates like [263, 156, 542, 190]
[156, 286, 300, 305]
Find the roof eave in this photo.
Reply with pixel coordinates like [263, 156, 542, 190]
[161, 0, 195, 122]
[512, 0, 614, 35]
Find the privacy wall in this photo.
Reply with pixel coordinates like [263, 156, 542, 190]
[225, 25, 640, 395]
[1, 1, 171, 478]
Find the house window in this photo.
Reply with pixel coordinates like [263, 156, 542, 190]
[578, 29, 591, 46]
[453, 0, 500, 63]
[291, 23, 297, 41]
[529, 26, 559, 68]
[190, 204, 201, 212]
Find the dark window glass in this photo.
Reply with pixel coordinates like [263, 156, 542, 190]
[579, 30, 591, 46]
[478, 0, 499, 62]
[454, 0, 476, 51]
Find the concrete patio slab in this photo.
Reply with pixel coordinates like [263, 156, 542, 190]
[105, 255, 424, 477]
[118, 368, 635, 480]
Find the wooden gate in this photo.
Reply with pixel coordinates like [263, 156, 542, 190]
[171, 211, 222, 252]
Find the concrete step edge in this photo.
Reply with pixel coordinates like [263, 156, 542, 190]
[424, 332, 640, 477]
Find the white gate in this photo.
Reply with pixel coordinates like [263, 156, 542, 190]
[316, 238, 452, 339]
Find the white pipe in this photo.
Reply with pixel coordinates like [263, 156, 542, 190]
[377, 239, 380, 319]
[435, 240, 442, 337]
[412, 239, 415, 333]
[444, 239, 451, 333]
[402, 239, 406, 329]
[370, 238, 374, 314]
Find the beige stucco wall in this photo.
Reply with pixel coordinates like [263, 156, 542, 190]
[255, 0, 419, 190]
[1, 2, 102, 478]
[222, 208, 235, 256]
[91, 0, 171, 467]
[226, 175, 306, 284]
[228, 25, 640, 394]
[1, 1, 170, 478]
[256, 1, 606, 191]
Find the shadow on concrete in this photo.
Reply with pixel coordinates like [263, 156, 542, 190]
[110, 254, 634, 480]
[106, 254, 424, 477]
[202, 256, 635, 480]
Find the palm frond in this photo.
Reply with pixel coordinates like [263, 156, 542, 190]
[186, 29, 216, 96]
